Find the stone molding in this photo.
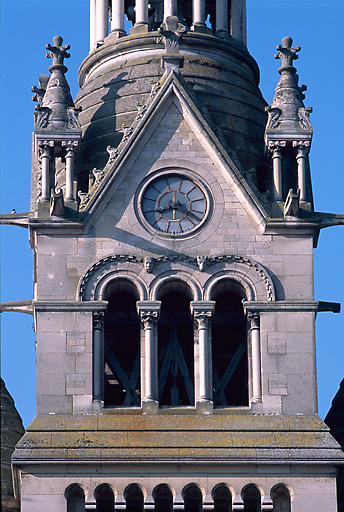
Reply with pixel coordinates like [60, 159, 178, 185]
[78, 254, 275, 302]
[243, 300, 319, 313]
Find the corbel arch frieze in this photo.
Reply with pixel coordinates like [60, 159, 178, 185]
[77, 253, 275, 302]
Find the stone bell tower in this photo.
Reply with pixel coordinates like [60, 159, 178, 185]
[2, 0, 344, 511]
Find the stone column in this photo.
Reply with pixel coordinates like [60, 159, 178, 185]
[192, 0, 206, 28]
[110, 0, 125, 35]
[248, 312, 262, 403]
[90, 0, 97, 51]
[190, 301, 215, 413]
[293, 141, 310, 202]
[135, 0, 148, 26]
[93, 311, 105, 402]
[215, 0, 229, 37]
[38, 141, 54, 201]
[137, 301, 161, 412]
[230, 0, 247, 44]
[164, 0, 178, 18]
[62, 141, 78, 201]
[95, 0, 109, 45]
[269, 141, 286, 202]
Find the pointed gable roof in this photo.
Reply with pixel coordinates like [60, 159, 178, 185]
[79, 71, 269, 231]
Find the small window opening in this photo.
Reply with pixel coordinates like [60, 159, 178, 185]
[104, 279, 140, 406]
[183, 485, 203, 512]
[157, 281, 194, 406]
[242, 485, 261, 512]
[125, 484, 144, 512]
[95, 484, 114, 512]
[153, 484, 173, 512]
[211, 280, 248, 406]
[213, 484, 233, 512]
[66, 484, 85, 512]
[271, 485, 291, 512]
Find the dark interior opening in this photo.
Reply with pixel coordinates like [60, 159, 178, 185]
[158, 281, 194, 406]
[213, 485, 232, 512]
[211, 280, 248, 407]
[183, 485, 203, 512]
[243, 485, 261, 512]
[104, 280, 140, 407]
[95, 484, 114, 512]
[153, 484, 173, 512]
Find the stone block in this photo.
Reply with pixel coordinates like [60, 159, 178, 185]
[67, 332, 86, 353]
[268, 375, 288, 395]
[36, 394, 73, 414]
[37, 332, 66, 353]
[66, 373, 92, 395]
[37, 353, 76, 374]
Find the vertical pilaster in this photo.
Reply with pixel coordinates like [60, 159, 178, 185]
[137, 301, 161, 413]
[293, 141, 310, 202]
[93, 311, 105, 403]
[230, 0, 247, 44]
[248, 312, 262, 403]
[215, 0, 229, 37]
[95, 0, 109, 46]
[191, 301, 215, 413]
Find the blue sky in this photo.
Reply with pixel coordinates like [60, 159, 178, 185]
[1, 0, 343, 427]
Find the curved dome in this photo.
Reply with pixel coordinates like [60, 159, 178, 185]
[74, 31, 267, 184]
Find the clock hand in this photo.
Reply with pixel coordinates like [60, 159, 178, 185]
[174, 203, 203, 222]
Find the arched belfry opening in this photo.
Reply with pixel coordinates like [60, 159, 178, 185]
[65, 484, 86, 512]
[95, 484, 115, 512]
[212, 484, 233, 512]
[153, 484, 174, 512]
[211, 279, 248, 407]
[104, 278, 141, 406]
[157, 280, 194, 406]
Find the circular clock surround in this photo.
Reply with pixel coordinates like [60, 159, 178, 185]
[137, 171, 211, 237]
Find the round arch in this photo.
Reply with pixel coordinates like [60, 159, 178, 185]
[150, 272, 202, 301]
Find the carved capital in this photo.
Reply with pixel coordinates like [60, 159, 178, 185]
[268, 140, 286, 156]
[38, 140, 54, 159]
[93, 311, 105, 330]
[62, 140, 79, 156]
[193, 310, 213, 330]
[292, 140, 310, 157]
[140, 310, 159, 327]
[247, 312, 260, 329]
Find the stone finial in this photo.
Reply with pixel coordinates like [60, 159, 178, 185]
[46, 35, 70, 68]
[275, 36, 300, 69]
[158, 16, 187, 54]
[32, 74, 50, 106]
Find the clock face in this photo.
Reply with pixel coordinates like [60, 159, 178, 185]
[141, 175, 207, 235]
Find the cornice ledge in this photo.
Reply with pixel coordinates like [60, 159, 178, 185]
[33, 300, 108, 312]
[0, 212, 30, 227]
[0, 300, 33, 314]
[243, 300, 319, 313]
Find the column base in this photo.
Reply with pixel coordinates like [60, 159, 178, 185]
[191, 24, 212, 35]
[65, 199, 79, 219]
[196, 399, 213, 415]
[129, 24, 149, 35]
[106, 29, 127, 42]
[142, 399, 159, 414]
[271, 201, 284, 218]
[37, 200, 51, 219]
[215, 30, 231, 40]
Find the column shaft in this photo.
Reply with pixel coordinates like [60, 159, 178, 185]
[111, 0, 124, 32]
[135, 0, 148, 25]
[216, 0, 229, 34]
[295, 150, 307, 201]
[198, 325, 209, 400]
[193, 0, 206, 26]
[93, 313, 104, 402]
[250, 315, 262, 403]
[95, 0, 109, 44]
[272, 148, 283, 201]
[65, 151, 75, 201]
[230, 0, 247, 44]
[144, 322, 157, 400]
[41, 155, 50, 201]
[164, 0, 178, 18]
[90, 0, 97, 51]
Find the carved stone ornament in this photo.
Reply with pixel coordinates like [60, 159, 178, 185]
[196, 256, 208, 272]
[157, 16, 187, 54]
[46, 35, 70, 67]
[297, 106, 313, 130]
[92, 168, 104, 187]
[265, 105, 282, 130]
[32, 74, 50, 106]
[247, 312, 260, 329]
[61, 140, 79, 154]
[143, 256, 155, 274]
[78, 191, 90, 207]
[284, 188, 300, 218]
[93, 311, 105, 329]
[106, 145, 119, 163]
[193, 310, 213, 330]
[140, 310, 159, 326]
[38, 140, 54, 160]
[275, 36, 300, 68]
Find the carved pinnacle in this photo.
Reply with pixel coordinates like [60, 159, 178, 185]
[46, 35, 70, 67]
[275, 36, 300, 68]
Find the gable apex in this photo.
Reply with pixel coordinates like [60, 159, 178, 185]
[80, 72, 268, 231]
